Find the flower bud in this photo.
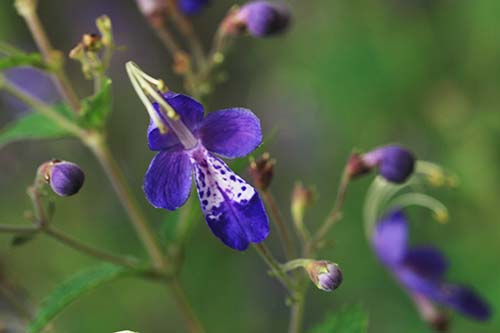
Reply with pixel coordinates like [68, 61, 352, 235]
[291, 182, 315, 225]
[347, 145, 416, 184]
[41, 160, 85, 197]
[306, 261, 343, 292]
[135, 0, 167, 27]
[248, 152, 275, 191]
[222, 1, 290, 38]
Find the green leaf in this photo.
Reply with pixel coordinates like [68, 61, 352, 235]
[28, 264, 131, 333]
[78, 78, 112, 130]
[0, 53, 47, 71]
[310, 304, 369, 333]
[0, 105, 74, 148]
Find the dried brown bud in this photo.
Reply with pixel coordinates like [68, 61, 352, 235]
[345, 153, 371, 179]
[173, 51, 191, 75]
[82, 33, 102, 52]
[248, 152, 275, 191]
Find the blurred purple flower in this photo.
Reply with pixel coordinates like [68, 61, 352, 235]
[224, 1, 290, 38]
[372, 209, 491, 321]
[178, 0, 210, 15]
[144, 92, 269, 250]
[1, 68, 59, 113]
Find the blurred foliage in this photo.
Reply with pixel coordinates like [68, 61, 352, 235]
[0, 0, 499, 332]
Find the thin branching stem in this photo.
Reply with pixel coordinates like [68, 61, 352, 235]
[253, 243, 296, 293]
[261, 190, 295, 260]
[15, 0, 81, 112]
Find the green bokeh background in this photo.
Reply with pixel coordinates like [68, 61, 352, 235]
[0, 0, 499, 332]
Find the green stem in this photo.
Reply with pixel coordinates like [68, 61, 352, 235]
[84, 135, 167, 270]
[288, 286, 307, 333]
[253, 243, 296, 293]
[15, 0, 81, 112]
[0, 224, 38, 234]
[43, 226, 141, 270]
[262, 190, 295, 260]
[165, 0, 206, 71]
[168, 278, 205, 333]
[0, 78, 86, 138]
[310, 169, 350, 250]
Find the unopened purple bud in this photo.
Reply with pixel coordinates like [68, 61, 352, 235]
[306, 261, 343, 292]
[225, 1, 290, 38]
[44, 160, 85, 197]
[348, 145, 416, 183]
[363, 145, 415, 183]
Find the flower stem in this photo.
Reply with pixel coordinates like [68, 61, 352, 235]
[311, 168, 350, 249]
[0, 78, 86, 138]
[86, 137, 206, 332]
[43, 226, 141, 270]
[168, 278, 205, 333]
[288, 287, 307, 333]
[15, 0, 81, 112]
[164, 0, 206, 71]
[253, 243, 296, 293]
[84, 135, 167, 269]
[261, 190, 295, 260]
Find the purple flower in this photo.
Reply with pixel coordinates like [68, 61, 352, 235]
[372, 209, 491, 321]
[225, 1, 290, 38]
[43, 160, 85, 197]
[143, 92, 269, 250]
[178, 0, 210, 15]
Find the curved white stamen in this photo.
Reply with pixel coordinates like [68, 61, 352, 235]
[126, 62, 167, 133]
[126, 61, 198, 149]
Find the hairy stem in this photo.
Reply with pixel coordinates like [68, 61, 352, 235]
[15, 0, 81, 112]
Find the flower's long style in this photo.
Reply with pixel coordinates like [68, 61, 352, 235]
[127, 62, 269, 250]
[372, 209, 491, 321]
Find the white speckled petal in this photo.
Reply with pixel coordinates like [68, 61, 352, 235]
[191, 149, 269, 250]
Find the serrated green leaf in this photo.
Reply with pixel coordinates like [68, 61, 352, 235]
[78, 78, 112, 130]
[0, 53, 47, 71]
[0, 105, 74, 148]
[28, 264, 131, 333]
[310, 304, 369, 333]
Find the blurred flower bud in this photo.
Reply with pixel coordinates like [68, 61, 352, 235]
[306, 260, 343, 292]
[96, 15, 113, 46]
[178, 0, 210, 15]
[136, 0, 167, 27]
[248, 153, 275, 191]
[347, 145, 416, 184]
[222, 1, 290, 38]
[40, 160, 85, 197]
[291, 182, 315, 225]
